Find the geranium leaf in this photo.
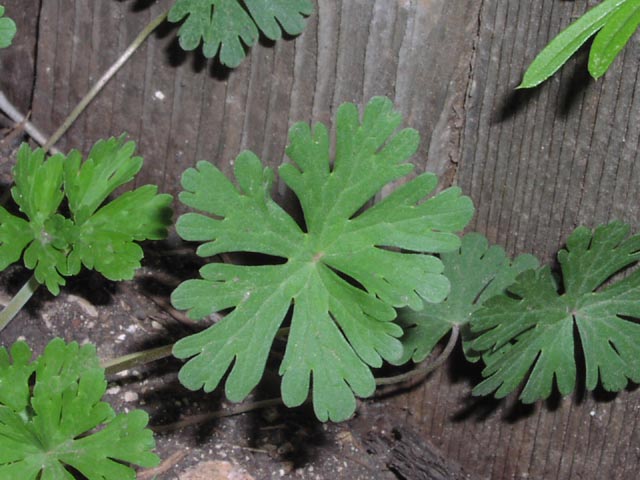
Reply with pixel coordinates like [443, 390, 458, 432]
[171, 97, 474, 421]
[0, 138, 172, 295]
[471, 221, 640, 402]
[396, 233, 539, 366]
[168, 0, 313, 67]
[0, 339, 159, 479]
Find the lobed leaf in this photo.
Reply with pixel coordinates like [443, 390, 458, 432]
[168, 0, 313, 67]
[0, 339, 159, 479]
[396, 233, 539, 366]
[172, 97, 474, 421]
[471, 222, 640, 402]
[0, 138, 172, 294]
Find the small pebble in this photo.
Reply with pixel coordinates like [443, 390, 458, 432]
[123, 391, 139, 402]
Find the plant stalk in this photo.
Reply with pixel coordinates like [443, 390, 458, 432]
[0, 274, 40, 332]
[0, 92, 61, 155]
[102, 343, 175, 375]
[42, 7, 170, 152]
[375, 324, 460, 386]
[152, 398, 286, 432]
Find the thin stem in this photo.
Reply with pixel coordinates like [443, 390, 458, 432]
[375, 324, 460, 386]
[102, 343, 175, 376]
[0, 274, 40, 332]
[0, 92, 61, 155]
[42, 7, 170, 152]
[152, 398, 286, 432]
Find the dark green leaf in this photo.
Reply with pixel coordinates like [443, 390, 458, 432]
[471, 222, 640, 402]
[396, 233, 538, 366]
[169, 0, 313, 67]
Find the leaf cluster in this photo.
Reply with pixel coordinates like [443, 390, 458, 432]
[0, 136, 173, 294]
[171, 96, 474, 421]
[169, 0, 313, 67]
[0, 338, 159, 479]
[520, 0, 640, 88]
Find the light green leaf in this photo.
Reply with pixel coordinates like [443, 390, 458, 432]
[0, 207, 30, 271]
[519, 0, 627, 88]
[0, 339, 159, 479]
[6, 145, 70, 294]
[0, 139, 172, 294]
[172, 97, 474, 421]
[168, 0, 313, 67]
[589, 0, 640, 78]
[0, 5, 16, 49]
[64, 135, 143, 224]
[396, 233, 538, 366]
[471, 222, 640, 402]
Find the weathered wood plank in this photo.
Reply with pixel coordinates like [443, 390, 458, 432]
[0, 1, 40, 115]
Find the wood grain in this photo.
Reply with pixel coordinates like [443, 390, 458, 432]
[1, 0, 639, 478]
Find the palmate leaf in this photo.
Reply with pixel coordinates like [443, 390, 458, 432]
[0, 137, 172, 294]
[168, 0, 313, 67]
[0, 6, 16, 49]
[0, 339, 159, 479]
[519, 0, 632, 88]
[471, 222, 640, 402]
[171, 97, 475, 421]
[395, 233, 539, 366]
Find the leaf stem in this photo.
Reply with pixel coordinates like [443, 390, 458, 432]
[102, 343, 175, 376]
[375, 324, 460, 386]
[0, 91, 61, 155]
[42, 7, 170, 152]
[151, 398, 286, 432]
[0, 274, 40, 332]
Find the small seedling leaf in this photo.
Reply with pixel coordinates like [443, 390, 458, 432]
[0, 137, 173, 294]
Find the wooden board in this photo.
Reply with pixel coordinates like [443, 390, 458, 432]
[1, 0, 639, 478]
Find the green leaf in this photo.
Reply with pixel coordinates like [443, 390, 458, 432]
[64, 135, 143, 224]
[519, 0, 628, 88]
[0, 5, 16, 49]
[396, 233, 539, 366]
[471, 222, 640, 402]
[5, 145, 70, 294]
[171, 97, 474, 421]
[168, 0, 313, 67]
[589, 0, 640, 78]
[0, 138, 172, 294]
[0, 339, 159, 479]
